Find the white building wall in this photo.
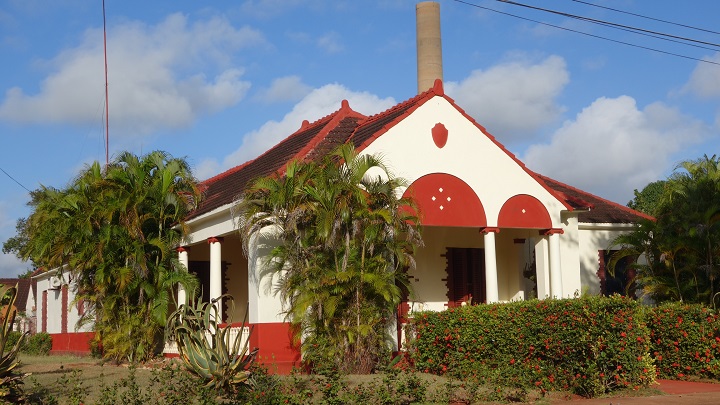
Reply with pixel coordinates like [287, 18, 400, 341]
[359, 97, 568, 228]
[559, 215, 582, 298]
[247, 229, 286, 324]
[33, 271, 93, 334]
[577, 223, 636, 295]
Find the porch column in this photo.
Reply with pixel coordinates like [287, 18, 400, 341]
[514, 238, 527, 301]
[208, 237, 223, 321]
[546, 229, 564, 298]
[482, 227, 500, 303]
[177, 247, 189, 306]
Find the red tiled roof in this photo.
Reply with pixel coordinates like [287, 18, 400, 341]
[0, 278, 31, 312]
[189, 102, 366, 219]
[536, 174, 654, 224]
[188, 80, 648, 226]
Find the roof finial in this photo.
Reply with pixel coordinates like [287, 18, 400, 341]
[341, 99, 350, 110]
[433, 79, 444, 95]
[301, 120, 309, 129]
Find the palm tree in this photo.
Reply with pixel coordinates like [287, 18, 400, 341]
[235, 144, 422, 373]
[20, 151, 201, 362]
[612, 155, 720, 306]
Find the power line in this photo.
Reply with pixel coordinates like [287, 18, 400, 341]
[500, 0, 720, 49]
[449, 0, 720, 67]
[570, 0, 720, 36]
[0, 166, 31, 193]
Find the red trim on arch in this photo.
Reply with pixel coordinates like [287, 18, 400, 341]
[403, 173, 487, 227]
[498, 194, 552, 229]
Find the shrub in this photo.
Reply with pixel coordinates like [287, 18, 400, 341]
[5, 331, 22, 353]
[165, 295, 258, 394]
[23, 333, 52, 355]
[646, 302, 720, 379]
[407, 295, 655, 398]
[0, 285, 29, 403]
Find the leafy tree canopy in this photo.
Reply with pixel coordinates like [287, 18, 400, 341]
[19, 150, 202, 362]
[627, 180, 666, 216]
[613, 155, 720, 307]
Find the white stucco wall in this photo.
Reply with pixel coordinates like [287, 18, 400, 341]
[577, 223, 636, 295]
[358, 97, 568, 229]
[33, 271, 92, 334]
[247, 229, 286, 324]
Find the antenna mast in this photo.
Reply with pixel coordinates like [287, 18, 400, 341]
[102, 0, 109, 167]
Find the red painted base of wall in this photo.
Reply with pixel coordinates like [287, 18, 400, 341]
[163, 322, 301, 374]
[49, 332, 94, 355]
[250, 322, 301, 374]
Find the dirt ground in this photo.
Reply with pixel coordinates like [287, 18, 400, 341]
[550, 380, 720, 405]
[17, 355, 720, 404]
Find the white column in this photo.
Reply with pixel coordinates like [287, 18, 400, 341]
[177, 247, 189, 306]
[514, 239, 526, 301]
[548, 231, 563, 298]
[209, 237, 223, 321]
[534, 237, 550, 299]
[483, 228, 499, 304]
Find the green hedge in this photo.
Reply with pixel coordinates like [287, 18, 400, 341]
[646, 303, 720, 379]
[5, 331, 52, 355]
[407, 296, 655, 397]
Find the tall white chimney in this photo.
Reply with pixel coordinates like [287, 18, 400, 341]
[416, 2, 443, 94]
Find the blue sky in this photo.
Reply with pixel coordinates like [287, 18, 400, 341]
[1, 0, 719, 276]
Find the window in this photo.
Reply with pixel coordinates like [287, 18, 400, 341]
[598, 250, 636, 297]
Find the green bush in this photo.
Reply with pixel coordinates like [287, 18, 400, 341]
[646, 302, 720, 379]
[5, 331, 22, 352]
[407, 295, 656, 398]
[23, 332, 52, 355]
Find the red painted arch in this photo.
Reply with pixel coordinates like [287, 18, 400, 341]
[498, 194, 552, 229]
[403, 173, 487, 227]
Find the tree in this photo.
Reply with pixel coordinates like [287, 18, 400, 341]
[627, 180, 666, 216]
[235, 144, 422, 373]
[613, 155, 720, 307]
[19, 151, 202, 361]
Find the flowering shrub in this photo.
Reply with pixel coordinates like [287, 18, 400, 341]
[646, 302, 720, 379]
[406, 295, 656, 398]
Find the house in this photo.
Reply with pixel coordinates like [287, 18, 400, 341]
[31, 268, 94, 355]
[174, 79, 650, 371]
[169, 2, 651, 372]
[0, 278, 33, 333]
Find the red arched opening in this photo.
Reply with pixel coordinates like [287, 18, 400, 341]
[498, 194, 552, 229]
[403, 173, 486, 227]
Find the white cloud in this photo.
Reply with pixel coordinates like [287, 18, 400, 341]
[316, 32, 343, 53]
[0, 13, 264, 135]
[196, 84, 396, 179]
[445, 55, 569, 142]
[523, 96, 706, 204]
[0, 253, 26, 278]
[682, 53, 720, 99]
[256, 76, 312, 103]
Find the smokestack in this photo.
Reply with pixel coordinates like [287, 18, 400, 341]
[416, 2, 443, 94]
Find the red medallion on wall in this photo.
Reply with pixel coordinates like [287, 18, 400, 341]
[432, 123, 448, 149]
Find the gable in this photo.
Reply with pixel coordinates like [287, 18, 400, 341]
[357, 93, 569, 228]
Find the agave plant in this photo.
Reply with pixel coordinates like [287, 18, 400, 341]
[0, 284, 29, 400]
[166, 294, 258, 393]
